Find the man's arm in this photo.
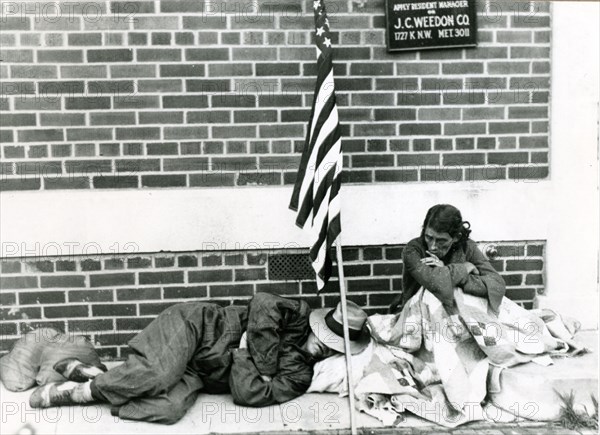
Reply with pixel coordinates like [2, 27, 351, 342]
[246, 292, 310, 377]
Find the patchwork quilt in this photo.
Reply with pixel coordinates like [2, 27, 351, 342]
[353, 288, 583, 427]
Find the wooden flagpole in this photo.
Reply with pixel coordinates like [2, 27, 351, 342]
[334, 236, 358, 435]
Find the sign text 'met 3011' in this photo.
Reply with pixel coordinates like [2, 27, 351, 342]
[386, 0, 477, 52]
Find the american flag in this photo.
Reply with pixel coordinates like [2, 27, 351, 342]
[289, 0, 342, 292]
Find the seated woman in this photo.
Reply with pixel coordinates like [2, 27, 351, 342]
[390, 204, 505, 315]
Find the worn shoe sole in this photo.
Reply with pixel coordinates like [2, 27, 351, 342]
[29, 382, 79, 408]
[54, 358, 107, 382]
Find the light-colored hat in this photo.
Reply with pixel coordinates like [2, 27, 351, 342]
[309, 300, 370, 355]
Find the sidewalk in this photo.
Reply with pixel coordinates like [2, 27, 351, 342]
[1, 331, 597, 435]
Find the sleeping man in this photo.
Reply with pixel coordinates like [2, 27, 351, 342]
[29, 292, 370, 424]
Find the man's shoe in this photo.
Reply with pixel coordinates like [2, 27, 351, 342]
[29, 382, 84, 408]
[54, 358, 107, 382]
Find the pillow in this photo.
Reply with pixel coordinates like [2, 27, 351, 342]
[306, 339, 374, 396]
[0, 328, 60, 391]
[37, 333, 102, 385]
[0, 328, 102, 391]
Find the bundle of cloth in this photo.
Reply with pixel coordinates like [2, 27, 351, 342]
[307, 288, 586, 428]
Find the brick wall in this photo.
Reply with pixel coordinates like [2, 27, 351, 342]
[0, 241, 545, 358]
[0, 0, 551, 191]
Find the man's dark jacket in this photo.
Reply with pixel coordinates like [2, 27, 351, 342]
[229, 292, 314, 406]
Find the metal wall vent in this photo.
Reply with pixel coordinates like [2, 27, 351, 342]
[268, 253, 314, 280]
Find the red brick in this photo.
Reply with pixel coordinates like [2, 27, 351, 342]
[190, 270, 233, 283]
[45, 305, 88, 318]
[444, 123, 486, 135]
[344, 264, 371, 277]
[40, 113, 85, 127]
[525, 274, 544, 285]
[139, 272, 184, 285]
[92, 304, 136, 317]
[177, 255, 198, 267]
[133, 15, 179, 29]
[163, 95, 208, 108]
[186, 48, 229, 61]
[2, 17, 31, 31]
[505, 288, 536, 301]
[347, 279, 390, 292]
[0, 307, 41, 321]
[363, 248, 383, 260]
[256, 282, 299, 295]
[209, 284, 253, 297]
[40, 275, 85, 288]
[117, 287, 161, 301]
[111, 65, 155, 78]
[385, 247, 404, 260]
[527, 245, 544, 256]
[163, 158, 209, 171]
[116, 127, 160, 141]
[115, 158, 160, 172]
[155, 257, 175, 268]
[126, 257, 152, 269]
[501, 274, 523, 286]
[147, 142, 179, 155]
[111, 1, 155, 14]
[352, 154, 395, 168]
[65, 97, 110, 110]
[68, 33, 102, 46]
[164, 286, 208, 299]
[373, 263, 402, 276]
[506, 260, 543, 271]
[443, 153, 486, 166]
[139, 302, 177, 315]
[201, 255, 222, 267]
[65, 160, 112, 174]
[137, 49, 181, 62]
[38, 50, 83, 63]
[69, 290, 113, 303]
[368, 293, 397, 307]
[420, 167, 462, 182]
[142, 175, 187, 188]
[68, 319, 113, 333]
[88, 49, 133, 62]
[56, 261, 76, 272]
[19, 129, 64, 143]
[234, 268, 266, 281]
[93, 176, 138, 189]
[1, 323, 17, 336]
[30, 261, 54, 273]
[374, 170, 418, 183]
[400, 123, 441, 136]
[0, 179, 41, 191]
[19, 291, 65, 305]
[104, 259, 124, 270]
[90, 273, 135, 288]
[0, 261, 21, 274]
[164, 127, 210, 139]
[511, 47, 550, 59]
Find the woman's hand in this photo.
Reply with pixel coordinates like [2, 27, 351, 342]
[464, 262, 480, 275]
[421, 251, 444, 267]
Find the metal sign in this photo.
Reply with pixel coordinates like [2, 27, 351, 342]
[386, 0, 477, 52]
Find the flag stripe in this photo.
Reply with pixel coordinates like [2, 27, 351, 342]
[289, 0, 342, 292]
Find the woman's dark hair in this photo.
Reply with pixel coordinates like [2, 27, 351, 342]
[420, 204, 471, 246]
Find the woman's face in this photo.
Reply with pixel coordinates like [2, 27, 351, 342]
[423, 226, 458, 258]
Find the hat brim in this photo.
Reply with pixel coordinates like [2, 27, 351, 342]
[309, 308, 370, 355]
